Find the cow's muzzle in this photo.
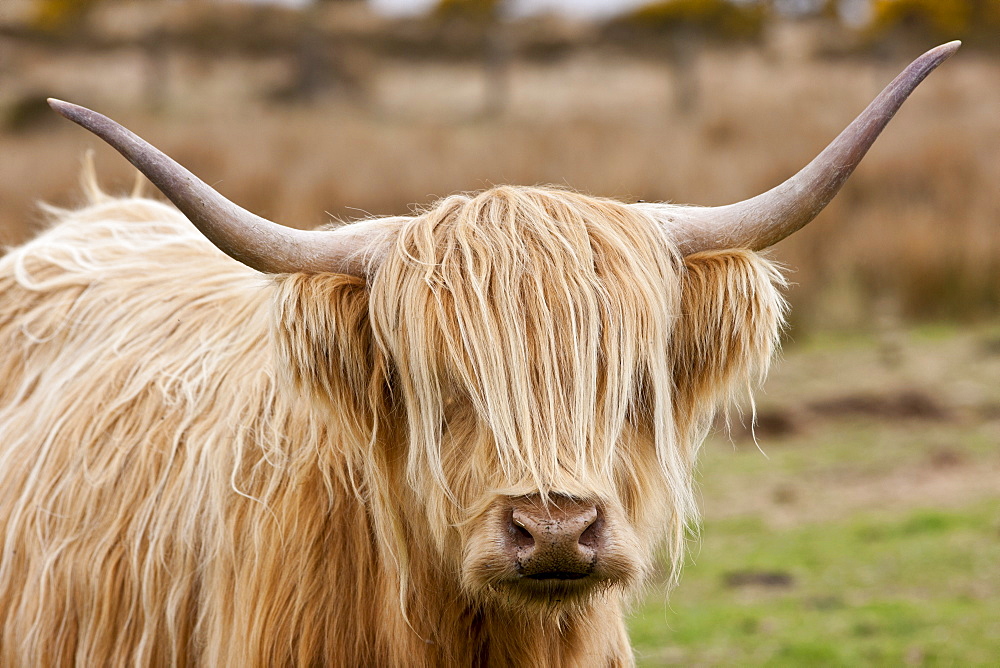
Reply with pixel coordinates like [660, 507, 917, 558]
[505, 495, 604, 582]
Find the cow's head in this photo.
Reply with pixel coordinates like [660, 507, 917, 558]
[49, 42, 957, 612]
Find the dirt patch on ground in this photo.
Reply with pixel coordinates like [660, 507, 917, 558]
[807, 389, 951, 421]
[706, 456, 1000, 529]
[704, 441, 1000, 530]
[729, 388, 956, 441]
[723, 570, 795, 589]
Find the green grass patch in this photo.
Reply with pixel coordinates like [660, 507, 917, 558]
[630, 501, 1000, 666]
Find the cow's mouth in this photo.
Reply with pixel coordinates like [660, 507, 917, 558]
[526, 571, 589, 581]
[498, 572, 601, 602]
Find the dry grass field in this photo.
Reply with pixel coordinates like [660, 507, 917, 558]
[3, 26, 999, 330]
[1, 10, 998, 664]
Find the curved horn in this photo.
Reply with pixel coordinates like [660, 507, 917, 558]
[633, 41, 960, 254]
[48, 99, 390, 276]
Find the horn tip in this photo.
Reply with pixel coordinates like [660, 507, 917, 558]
[47, 99, 116, 137]
[931, 40, 962, 60]
[47, 98, 84, 121]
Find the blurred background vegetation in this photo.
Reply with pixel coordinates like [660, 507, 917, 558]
[1, 0, 997, 664]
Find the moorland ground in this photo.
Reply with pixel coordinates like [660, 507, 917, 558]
[631, 323, 1000, 665]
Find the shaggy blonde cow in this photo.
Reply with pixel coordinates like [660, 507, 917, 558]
[0, 43, 957, 666]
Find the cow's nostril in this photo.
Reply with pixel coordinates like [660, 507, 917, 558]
[509, 514, 535, 549]
[578, 514, 602, 549]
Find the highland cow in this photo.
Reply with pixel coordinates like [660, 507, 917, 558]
[0, 43, 957, 666]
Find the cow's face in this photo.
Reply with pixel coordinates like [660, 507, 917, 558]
[368, 187, 693, 610]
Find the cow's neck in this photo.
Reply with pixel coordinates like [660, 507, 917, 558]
[466, 604, 633, 668]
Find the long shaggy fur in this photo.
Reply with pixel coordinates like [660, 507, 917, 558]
[0, 179, 785, 666]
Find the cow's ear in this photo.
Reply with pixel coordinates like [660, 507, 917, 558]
[272, 274, 389, 427]
[671, 250, 787, 434]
